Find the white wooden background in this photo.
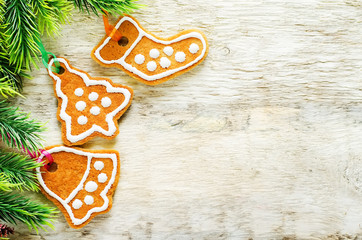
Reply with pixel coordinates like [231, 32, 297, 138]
[11, 0, 362, 239]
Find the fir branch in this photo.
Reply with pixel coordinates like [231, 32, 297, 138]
[0, 173, 18, 191]
[0, 150, 42, 191]
[0, 192, 57, 233]
[0, 0, 27, 92]
[0, 100, 44, 152]
[70, 0, 139, 15]
[4, 0, 41, 72]
[31, 0, 72, 36]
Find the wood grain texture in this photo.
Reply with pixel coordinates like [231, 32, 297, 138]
[11, 0, 362, 239]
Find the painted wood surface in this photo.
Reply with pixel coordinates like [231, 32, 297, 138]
[13, 0, 362, 239]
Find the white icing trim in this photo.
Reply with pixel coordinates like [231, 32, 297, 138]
[93, 16, 207, 81]
[48, 58, 132, 144]
[36, 146, 119, 226]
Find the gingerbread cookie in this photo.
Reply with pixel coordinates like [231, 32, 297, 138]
[48, 57, 133, 146]
[92, 15, 209, 85]
[36, 145, 120, 229]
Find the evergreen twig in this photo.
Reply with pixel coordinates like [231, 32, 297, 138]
[0, 100, 44, 152]
[70, 0, 139, 15]
[4, 0, 41, 72]
[0, 192, 57, 233]
[0, 150, 42, 191]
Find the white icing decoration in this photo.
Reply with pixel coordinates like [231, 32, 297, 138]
[84, 195, 94, 205]
[189, 43, 199, 54]
[72, 199, 83, 209]
[94, 161, 104, 171]
[93, 16, 207, 81]
[163, 46, 173, 56]
[101, 97, 111, 108]
[147, 61, 157, 72]
[149, 49, 160, 59]
[160, 57, 171, 69]
[88, 92, 99, 101]
[36, 146, 119, 226]
[77, 116, 88, 125]
[175, 52, 186, 63]
[48, 58, 132, 144]
[74, 88, 84, 97]
[98, 173, 108, 183]
[75, 101, 86, 111]
[90, 106, 100, 116]
[134, 54, 145, 65]
[85, 181, 98, 192]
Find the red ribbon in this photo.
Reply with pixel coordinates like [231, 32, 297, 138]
[36, 149, 54, 171]
[102, 13, 122, 41]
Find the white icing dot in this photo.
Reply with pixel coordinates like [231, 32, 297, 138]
[74, 88, 84, 97]
[101, 97, 111, 108]
[72, 199, 82, 209]
[149, 49, 160, 59]
[175, 52, 186, 63]
[85, 181, 98, 193]
[84, 195, 94, 205]
[147, 61, 157, 72]
[88, 92, 99, 101]
[94, 161, 104, 171]
[77, 116, 88, 125]
[189, 43, 200, 54]
[163, 46, 174, 56]
[75, 101, 86, 111]
[135, 54, 145, 65]
[98, 173, 108, 183]
[160, 57, 171, 69]
[90, 106, 100, 116]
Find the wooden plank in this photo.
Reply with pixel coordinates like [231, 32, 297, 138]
[13, 0, 362, 239]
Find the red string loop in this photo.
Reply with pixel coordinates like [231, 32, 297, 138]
[35, 149, 54, 171]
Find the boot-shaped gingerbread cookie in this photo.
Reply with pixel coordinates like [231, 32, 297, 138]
[48, 57, 133, 146]
[92, 15, 208, 85]
[36, 146, 120, 228]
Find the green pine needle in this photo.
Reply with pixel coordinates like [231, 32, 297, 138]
[31, 0, 72, 36]
[4, 0, 41, 72]
[0, 192, 57, 233]
[0, 100, 44, 153]
[70, 0, 140, 16]
[0, 173, 19, 191]
[0, 150, 42, 191]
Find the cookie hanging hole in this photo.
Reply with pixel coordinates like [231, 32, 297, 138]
[57, 66, 65, 75]
[118, 36, 129, 46]
[47, 162, 58, 172]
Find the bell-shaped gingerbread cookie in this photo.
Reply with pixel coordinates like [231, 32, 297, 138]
[48, 57, 133, 146]
[92, 15, 209, 85]
[36, 146, 120, 229]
